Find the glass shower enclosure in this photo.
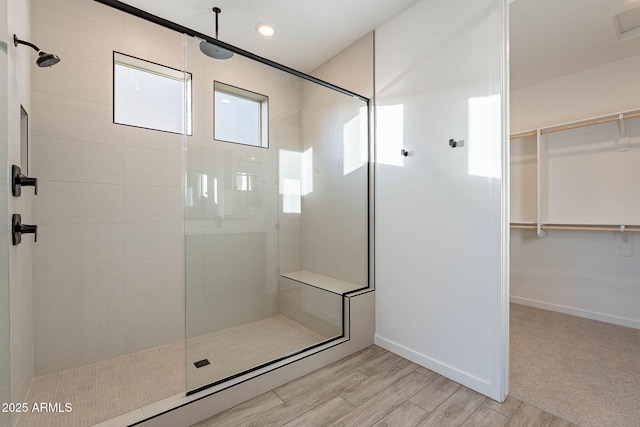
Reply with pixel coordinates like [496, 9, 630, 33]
[5, 1, 370, 424]
[183, 36, 370, 392]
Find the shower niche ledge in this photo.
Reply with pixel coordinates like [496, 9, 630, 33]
[281, 270, 366, 295]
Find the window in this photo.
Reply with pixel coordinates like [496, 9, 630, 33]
[113, 52, 192, 134]
[214, 82, 268, 148]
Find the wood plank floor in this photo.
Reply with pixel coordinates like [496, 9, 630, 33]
[193, 345, 575, 427]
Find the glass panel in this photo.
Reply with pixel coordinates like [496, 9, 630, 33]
[184, 37, 369, 392]
[26, 9, 189, 425]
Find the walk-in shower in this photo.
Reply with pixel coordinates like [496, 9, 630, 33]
[5, 1, 371, 425]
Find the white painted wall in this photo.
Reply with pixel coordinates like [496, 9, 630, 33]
[511, 53, 640, 328]
[374, 0, 507, 400]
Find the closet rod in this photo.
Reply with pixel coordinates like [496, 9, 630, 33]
[542, 225, 640, 233]
[542, 112, 640, 135]
[510, 223, 640, 232]
[510, 110, 640, 140]
[510, 131, 537, 140]
[510, 223, 537, 229]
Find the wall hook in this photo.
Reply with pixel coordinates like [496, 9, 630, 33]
[400, 149, 411, 157]
[449, 139, 464, 148]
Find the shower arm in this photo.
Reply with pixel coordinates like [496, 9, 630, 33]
[212, 7, 224, 40]
[13, 34, 42, 53]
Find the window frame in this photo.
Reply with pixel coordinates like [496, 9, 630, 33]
[213, 81, 269, 148]
[113, 51, 193, 135]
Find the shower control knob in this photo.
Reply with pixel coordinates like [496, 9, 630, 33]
[12, 165, 38, 197]
[400, 149, 410, 157]
[449, 139, 464, 148]
[12, 214, 37, 245]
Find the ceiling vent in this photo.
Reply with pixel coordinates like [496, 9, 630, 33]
[614, 5, 640, 41]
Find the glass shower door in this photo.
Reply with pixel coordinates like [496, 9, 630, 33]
[184, 34, 369, 393]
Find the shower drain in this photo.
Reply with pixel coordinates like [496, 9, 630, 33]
[194, 359, 211, 368]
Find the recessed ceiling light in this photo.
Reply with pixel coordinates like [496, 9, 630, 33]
[256, 22, 275, 37]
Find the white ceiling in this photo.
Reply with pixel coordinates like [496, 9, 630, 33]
[118, 0, 421, 73]
[119, 0, 640, 89]
[510, 0, 640, 89]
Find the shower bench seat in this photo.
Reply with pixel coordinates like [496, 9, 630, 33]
[281, 270, 366, 296]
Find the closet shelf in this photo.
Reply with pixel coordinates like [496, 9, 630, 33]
[510, 223, 640, 233]
[510, 108, 640, 140]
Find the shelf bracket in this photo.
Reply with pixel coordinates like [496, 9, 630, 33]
[617, 114, 630, 152]
[620, 225, 628, 244]
[536, 223, 548, 238]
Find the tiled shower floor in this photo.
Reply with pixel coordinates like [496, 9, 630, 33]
[19, 315, 326, 426]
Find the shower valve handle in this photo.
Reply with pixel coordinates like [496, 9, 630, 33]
[12, 165, 38, 196]
[12, 214, 37, 245]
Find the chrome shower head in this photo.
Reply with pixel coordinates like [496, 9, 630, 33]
[14, 34, 61, 67]
[201, 7, 234, 60]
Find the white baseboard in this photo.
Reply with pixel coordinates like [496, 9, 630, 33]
[373, 335, 493, 398]
[510, 296, 640, 330]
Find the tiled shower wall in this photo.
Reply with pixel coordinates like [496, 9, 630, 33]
[6, 0, 34, 419]
[184, 37, 304, 339]
[31, 0, 184, 375]
[300, 34, 373, 286]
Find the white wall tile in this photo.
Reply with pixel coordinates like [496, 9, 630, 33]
[329, 189, 367, 222]
[13, 225, 32, 284]
[34, 181, 125, 225]
[123, 32, 183, 71]
[125, 186, 182, 223]
[34, 338, 127, 376]
[101, 301, 126, 343]
[123, 13, 183, 52]
[34, 305, 103, 358]
[185, 255, 204, 289]
[201, 251, 232, 287]
[31, 91, 123, 145]
[33, 224, 125, 269]
[124, 147, 182, 188]
[33, 263, 125, 314]
[10, 317, 32, 406]
[125, 291, 183, 345]
[125, 257, 183, 299]
[31, 136, 124, 184]
[9, 274, 32, 346]
[32, 55, 112, 105]
[33, 0, 124, 30]
[124, 222, 183, 261]
[123, 125, 183, 153]
[185, 234, 204, 256]
[32, 2, 123, 67]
